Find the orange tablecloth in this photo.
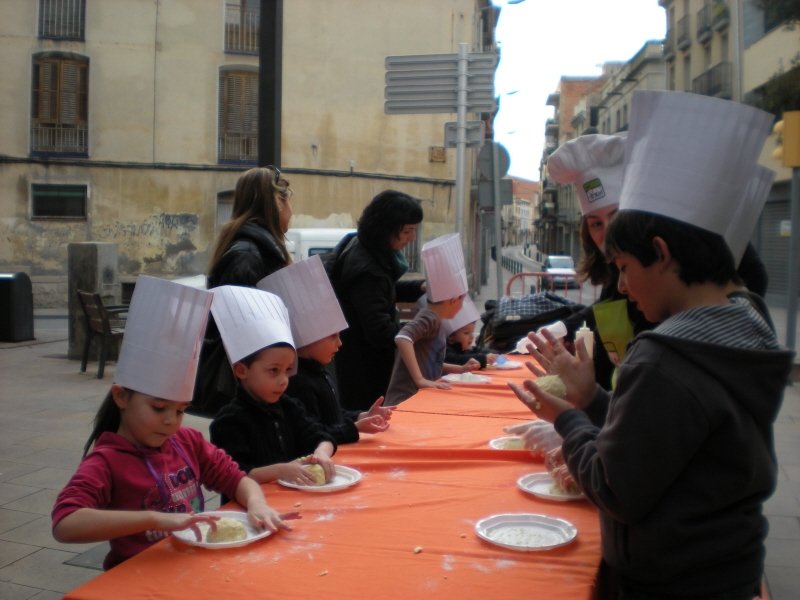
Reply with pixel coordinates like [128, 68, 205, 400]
[64, 364, 601, 600]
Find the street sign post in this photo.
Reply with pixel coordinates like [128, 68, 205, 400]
[384, 44, 498, 237]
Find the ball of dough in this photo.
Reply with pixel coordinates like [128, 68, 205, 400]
[206, 517, 247, 543]
[536, 375, 567, 399]
[304, 463, 326, 485]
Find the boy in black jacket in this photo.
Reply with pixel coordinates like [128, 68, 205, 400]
[510, 91, 792, 599]
[208, 285, 336, 487]
[258, 255, 392, 446]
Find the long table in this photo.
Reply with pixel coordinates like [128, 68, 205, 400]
[64, 361, 602, 599]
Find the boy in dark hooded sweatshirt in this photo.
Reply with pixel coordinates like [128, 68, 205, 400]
[509, 91, 793, 599]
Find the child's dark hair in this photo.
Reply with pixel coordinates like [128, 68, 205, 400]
[84, 388, 126, 457]
[576, 216, 613, 286]
[236, 342, 295, 370]
[604, 210, 736, 286]
[357, 190, 423, 253]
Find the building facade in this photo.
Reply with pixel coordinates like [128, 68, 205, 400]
[660, 0, 800, 295]
[0, 0, 496, 307]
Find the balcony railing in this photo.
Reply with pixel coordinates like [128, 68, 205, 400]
[677, 15, 691, 50]
[219, 133, 258, 163]
[225, 2, 259, 55]
[31, 123, 87, 154]
[664, 28, 675, 61]
[691, 62, 732, 99]
[711, 0, 729, 31]
[697, 4, 712, 43]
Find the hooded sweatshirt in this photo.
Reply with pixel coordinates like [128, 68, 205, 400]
[554, 297, 793, 597]
[52, 427, 245, 571]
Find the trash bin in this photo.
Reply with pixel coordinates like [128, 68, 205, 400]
[0, 272, 35, 342]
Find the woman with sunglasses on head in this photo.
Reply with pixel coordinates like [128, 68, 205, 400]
[191, 166, 294, 416]
[207, 166, 293, 288]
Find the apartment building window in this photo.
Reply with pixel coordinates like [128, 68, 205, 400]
[622, 104, 628, 129]
[218, 69, 258, 163]
[615, 109, 621, 132]
[225, 0, 259, 54]
[704, 44, 712, 71]
[31, 54, 89, 155]
[216, 191, 234, 232]
[721, 33, 729, 62]
[38, 0, 85, 40]
[402, 236, 420, 273]
[669, 65, 676, 90]
[31, 183, 87, 219]
[683, 55, 691, 91]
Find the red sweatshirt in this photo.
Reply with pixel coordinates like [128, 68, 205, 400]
[52, 427, 245, 570]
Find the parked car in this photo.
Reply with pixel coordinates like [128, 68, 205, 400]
[542, 255, 578, 289]
[285, 228, 356, 262]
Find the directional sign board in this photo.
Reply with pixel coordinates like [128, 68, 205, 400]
[384, 51, 498, 115]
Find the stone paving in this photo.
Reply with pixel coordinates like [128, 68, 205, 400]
[0, 274, 797, 598]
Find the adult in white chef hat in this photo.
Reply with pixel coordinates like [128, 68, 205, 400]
[258, 255, 392, 436]
[547, 133, 626, 288]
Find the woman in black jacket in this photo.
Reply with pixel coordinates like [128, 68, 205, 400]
[325, 191, 425, 412]
[191, 166, 293, 416]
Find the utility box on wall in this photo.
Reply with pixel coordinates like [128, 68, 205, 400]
[0, 272, 35, 343]
[68, 243, 121, 360]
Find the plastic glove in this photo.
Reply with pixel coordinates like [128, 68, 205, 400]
[503, 420, 562, 457]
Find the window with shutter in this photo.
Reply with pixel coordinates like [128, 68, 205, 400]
[218, 71, 258, 163]
[225, 0, 260, 55]
[38, 0, 86, 40]
[31, 184, 87, 219]
[31, 55, 89, 155]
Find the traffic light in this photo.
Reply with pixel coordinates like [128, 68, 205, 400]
[772, 111, 800, 168]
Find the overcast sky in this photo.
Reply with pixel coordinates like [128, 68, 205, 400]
[492, 0, 667, 182]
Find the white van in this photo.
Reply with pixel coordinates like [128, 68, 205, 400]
[285, 228, 356, 262]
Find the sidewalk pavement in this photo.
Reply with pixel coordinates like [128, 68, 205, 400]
[0, 277, 798, 598]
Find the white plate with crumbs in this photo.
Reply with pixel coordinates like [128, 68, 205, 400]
[474, 513, 577, 551]
[517, 472, 585, 502]
[441, 373, 492, 384]
[171, 511, 273, 549]
[278, 465, 362, 492]
[489, 436, 525, 450]
[487, 360, 523, 370]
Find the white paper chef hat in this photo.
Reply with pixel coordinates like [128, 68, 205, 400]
[115, 276, 212, 403]
[442, 295, 481, 336]
[422, 233, 468, 302]
[256, 255, 348, 348]
[211, 285, 294, 365]
[620, 90, 773, 235]
[725, 165, 776, 267]
[547, 133, 626, 216]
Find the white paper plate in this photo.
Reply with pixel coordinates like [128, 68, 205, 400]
[171, 511, 273, 549]
[489, 436, 526, 450]
[441, 373, 492, 384]
[474, 513, 577, 551]
[277, 465, 362, 492]
[517, 472, 585, 502]
[487, 360, 523, 370]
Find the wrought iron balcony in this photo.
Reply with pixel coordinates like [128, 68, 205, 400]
[664, 28, 676, 61]
[711, 0, 729, 31]
[218, 134, 258, 163]
[697, 4, 712, 43]
[30, 123, 87, 155]
[691, 62, 732, 99]
[677, 15, 691, 51]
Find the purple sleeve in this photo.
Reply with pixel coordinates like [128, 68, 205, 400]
[52, 453, 113, 528]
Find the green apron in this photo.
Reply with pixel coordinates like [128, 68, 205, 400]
[592, 298, 635, 389]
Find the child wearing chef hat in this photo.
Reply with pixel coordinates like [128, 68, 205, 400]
[52, 276, 298, 571]
[443, 295, 498, 369]
[258, 255, 393, 445]
[209, 285, 337, 487]
[510, 91, 793, 598]
[384, 233, 476, 406]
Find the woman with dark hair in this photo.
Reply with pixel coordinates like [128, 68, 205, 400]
[191, 166, 294, 416]
[325, 190, 425, 412]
